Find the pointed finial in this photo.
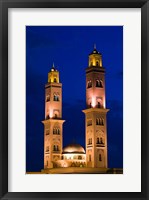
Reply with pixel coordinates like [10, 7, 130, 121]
[94, 43, 96, 49]
[51, 62, 55, 71]
[52, 62, 55, 69]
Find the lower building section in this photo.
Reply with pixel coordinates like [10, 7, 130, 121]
[40, 167, 123, 174]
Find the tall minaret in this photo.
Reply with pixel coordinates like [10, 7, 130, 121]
[42, 64, 65, 169]
[82, 46, 109, 168]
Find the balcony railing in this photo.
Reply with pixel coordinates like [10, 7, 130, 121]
[96, 143, 105, 147]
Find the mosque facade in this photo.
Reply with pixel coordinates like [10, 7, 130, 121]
[42, 46, 109, 170]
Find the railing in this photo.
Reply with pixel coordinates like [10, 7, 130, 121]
[96, 143, 105, 147]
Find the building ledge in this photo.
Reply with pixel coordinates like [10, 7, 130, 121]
[82, 108, 109, 114]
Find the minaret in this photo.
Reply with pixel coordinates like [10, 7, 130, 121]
[42, 64, 65, 169]
[82, 46, 109, 168]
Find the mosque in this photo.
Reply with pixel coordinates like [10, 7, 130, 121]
[42, 46, 110, 172]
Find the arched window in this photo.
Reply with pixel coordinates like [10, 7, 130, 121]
[96, 61, 99, 66]
[96, 80, 100, 87]
[100, 137, 103, 144]
[87, 120, 92, 126]
[53, 128, 56, 134]
[53, 94, 59, 101]
[46, 95, 50, 102]
[53, 145, 59, 151]
[87, 80, 92, 88]
[78, 155, 82, 160]
[54, 78, 57, 83]
[89, 102, 92, 108]
[88, 138, 92, 145]
[96, 118, 100, 125]
[99, 80, 103, 88]
[97, 102, 101, 108]
[53, 110, 59, 119]
[73, 155, 77, 160]
[53, 128, 60, 135]
[99, 154, 102, 161]
[58, 128, 60, 135]
[97, 137, 99, 144]
[99, 118, 104, 126]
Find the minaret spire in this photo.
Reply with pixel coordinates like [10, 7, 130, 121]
[52, 62, 55, 70]
[94, 43, 96, 49]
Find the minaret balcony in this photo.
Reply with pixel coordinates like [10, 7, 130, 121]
[96, 143, 105, 147]
[87, 144, 93, 148]
[53, 150, 60, 153]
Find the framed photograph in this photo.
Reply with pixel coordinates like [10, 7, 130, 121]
[0, 0, 148, 199]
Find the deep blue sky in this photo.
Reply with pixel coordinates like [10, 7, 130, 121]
[26, 26, 123, 172]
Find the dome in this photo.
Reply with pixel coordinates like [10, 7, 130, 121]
[89, 45, 101, 55]
[63, 144, 85, 154]
[89, 48, 101, 55]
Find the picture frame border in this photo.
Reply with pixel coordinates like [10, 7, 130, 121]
[0, 0, 148, 199]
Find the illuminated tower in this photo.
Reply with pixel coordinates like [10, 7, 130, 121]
[42, 64, 65, 169]
[82, 45, 109, 168]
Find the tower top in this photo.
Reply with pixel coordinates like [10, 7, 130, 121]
[90, 44, 101, 55]
[51, 62, 58, 72]
[88, 45, 102, 67]
[48, 63, 59, 83]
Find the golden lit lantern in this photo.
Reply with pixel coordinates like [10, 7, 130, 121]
[48, 63, 59, 83]
[88, 44, 102, 67]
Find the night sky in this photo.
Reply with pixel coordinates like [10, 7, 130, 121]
[26, 26, 123, 172]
